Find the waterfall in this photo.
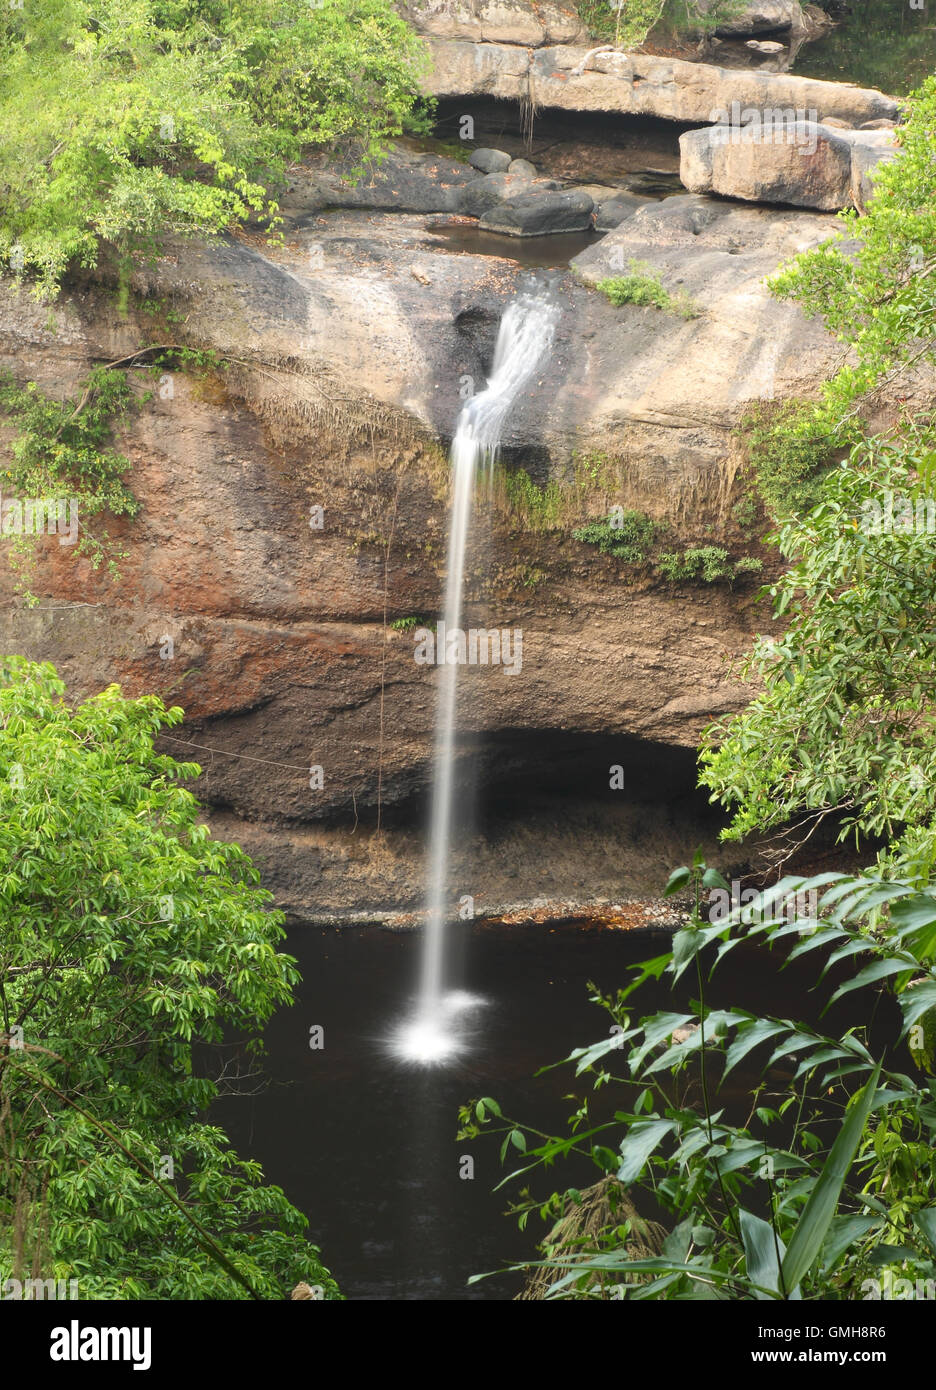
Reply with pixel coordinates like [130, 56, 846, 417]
[392, 282, 561, 1064]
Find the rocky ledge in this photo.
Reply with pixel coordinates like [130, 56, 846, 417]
[420, 42, 899, 128]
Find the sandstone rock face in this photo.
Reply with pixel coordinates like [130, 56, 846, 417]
[679, 121, 898, 210]
[0, 257, 758, 916]
[707, 0, 805, 34]
[850, 141, 899, 210]
[402, 0, 801, 44]
[287, 146, 477, 214]
[401, 0, 587, 45]
[421, 41, 899, 127]
[478, 187, 594, 235]
[1, 146, 926, 920]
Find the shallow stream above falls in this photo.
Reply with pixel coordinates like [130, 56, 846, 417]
[423, 221, 602, 268]
[212, 919, 898, 1300]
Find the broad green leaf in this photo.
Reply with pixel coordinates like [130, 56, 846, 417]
[781, 1062, 882, 1292]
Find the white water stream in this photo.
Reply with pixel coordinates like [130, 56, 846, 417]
[393, 284, 561, 1063]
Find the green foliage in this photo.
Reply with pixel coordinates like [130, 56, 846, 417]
[463, 862, 936, 1299]
[501, 469, 565, 531]
[596, 261, 701, 319]
[699, 427, 936, 876]
[390, 614, 427, 631]
[571, 514, 761, 583]
[768, 77, 936, 437]
[655, 546, 762, 584]
[0, 658, 338, 1299]
[576, 0, 666, 44]
[702, 77, 936, 876]
[741, 399, 863, 520]
[0, 0, 429, 296]
[731, 491, 759, 532]
[497, 452, 622, 533]
[576, 0, 742, 44]
[656, 546, 728, 583]
[734, 77, 935, 527]
[0, 368, 140, 599]
[572, 511, 656, 563]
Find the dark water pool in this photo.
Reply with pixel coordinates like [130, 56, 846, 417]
[214, 919, 896, 1301]
[792, 1, 935, 96]
[424, 223, 602, 268]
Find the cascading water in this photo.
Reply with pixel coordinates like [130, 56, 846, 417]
[392, 281, 561, 1065]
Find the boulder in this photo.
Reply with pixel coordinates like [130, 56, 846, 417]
[850, 141, 899, 210]
[469, 147, 512, 173]
[508, 157, 538, 179]
[456, 168, 535, 216]
[286, 146, 478, 216]
[478, 188, 594, 235]
[679, 121, 897, 211]
[594, 191, 647, 231]
[704, 0, 804, 34]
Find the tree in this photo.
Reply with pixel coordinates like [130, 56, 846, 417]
[0, 0, 429, 296]
[0, 657, 337, 1298]
[701, 78, 936, 874]
[768, 77, 936, 442]
[699, 427, 936, 879]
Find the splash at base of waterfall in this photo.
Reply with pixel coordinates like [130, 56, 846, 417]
[388, 991, 488, 1066]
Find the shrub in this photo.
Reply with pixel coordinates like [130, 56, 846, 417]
[0, 368, 140, 600]
[656, 547, 762, 584]
[462, 862, 936, 1300]
[741, 399, 861, 520]
[572, 511, 656, 563]
[596, 262, 701, 319]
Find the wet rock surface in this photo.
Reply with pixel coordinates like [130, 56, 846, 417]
[479, 188, 594, 236]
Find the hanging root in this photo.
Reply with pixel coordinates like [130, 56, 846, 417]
[570, 45, 626, 77]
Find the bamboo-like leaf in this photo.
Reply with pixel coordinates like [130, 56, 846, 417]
[829, 956, 917, 1003]
[781, 1062, 882, 1292]
[723, 1019, 791, 1077]
[616, 1119, 676, 1185]
[820, 1214, 881, 1274]
[912, 1208, 936, 1257]
[740, 1209, 799, 1300]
